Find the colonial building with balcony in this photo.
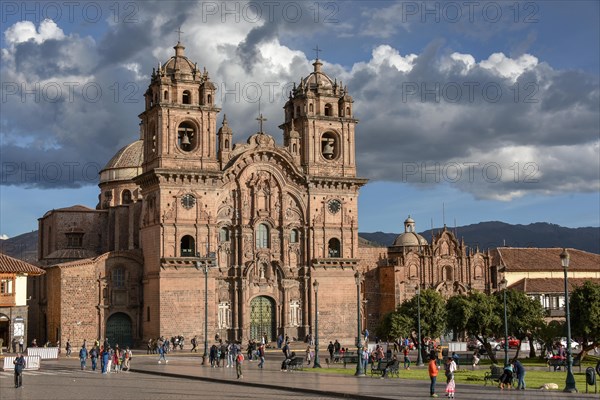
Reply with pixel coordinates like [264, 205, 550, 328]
[0, 253, 45, 352]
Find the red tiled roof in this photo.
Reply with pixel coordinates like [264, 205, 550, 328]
[491, 248, 600, 272]
[0, 253, 45, 275]
[509, 278, 600, 294]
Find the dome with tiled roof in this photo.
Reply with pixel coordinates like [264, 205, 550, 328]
[99, 140, 143, 184]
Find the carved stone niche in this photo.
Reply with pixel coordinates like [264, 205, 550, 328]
[218, 280, 230, 302]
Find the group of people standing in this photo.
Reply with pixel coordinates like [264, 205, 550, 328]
[84, 340, 133, 373]
[428, 354, 457, 398]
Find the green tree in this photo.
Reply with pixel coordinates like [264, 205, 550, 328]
[378, 289, 446, 351]
[493, 289, 545, 358]
[463, 291, 503, 364]
[377, 311, 413, 340]
[446, 294, 473, 341]
[569, 280, 600, 356]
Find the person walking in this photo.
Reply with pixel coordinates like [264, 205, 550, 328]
[190, 336, 197, 353]
[428, 355, 439, 398]
[90, 345, 98, 371]
[79, 345, 88, 370]
[305, 345, 312, 366]
[158, 340, 168, 364]
[403, 346, 411, 369]
[18, 337, 24, 352]
[472, 349, 480, 368]
[14, 352, 25, 388]
[66, 339, 72, 357]
[513, 359, 526, 390]
[257, 343, 265, 368]
[235, 351, 244, 379]
[101, 346, 108, 374]
[327, 341, 335, 363]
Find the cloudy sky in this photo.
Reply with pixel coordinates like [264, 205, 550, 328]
[1, 0, 599, 239]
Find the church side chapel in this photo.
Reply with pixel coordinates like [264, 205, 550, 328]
[33, 41, 370, 346]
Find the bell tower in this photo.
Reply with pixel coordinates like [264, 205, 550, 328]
[280, 56, 357, 177]
[140, 41, 220, 172]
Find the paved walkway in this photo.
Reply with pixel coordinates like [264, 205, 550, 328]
[130, 353, 598, 400]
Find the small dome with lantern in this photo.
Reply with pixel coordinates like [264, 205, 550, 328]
[392, 216, 428, 247]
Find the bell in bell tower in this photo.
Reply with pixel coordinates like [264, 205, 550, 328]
[140, 40, 221, 172]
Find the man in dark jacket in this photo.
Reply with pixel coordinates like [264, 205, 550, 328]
[14, 352, 25, 388]
[513, 359, 526, 390]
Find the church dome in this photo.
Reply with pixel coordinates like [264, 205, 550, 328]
[392, 215, 428, 247]
[99, 140, 143, 183]
[300, 60, 335, 92]
[162, 42, 198, 78]
[392, 232, 428, 247]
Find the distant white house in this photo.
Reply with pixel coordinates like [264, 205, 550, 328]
[0, 252, 45, 352]
[491, 247, 600, 318]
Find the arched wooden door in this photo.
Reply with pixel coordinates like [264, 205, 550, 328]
[105, 312, 133, 348]
[249, 296, 275, 342]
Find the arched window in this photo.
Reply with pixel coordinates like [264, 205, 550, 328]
[182, 90, 191, 104]
[224, 139, 229, 149]
[290, 229, 299, 243]
[219, 227, 230, 242]
[346, 106, 350, 116]
[164, 90, 168, 100]
[177, 121, 196, 152]
[181, 235, 195, 257]
[112, 266, 125, 288]
[121, 189, 132, 204]
[292, 143, 297, 153]
[324, 103, 333, 116]
[443, 265, 453, 281]
[328, 238, 340, 258]
[256, 224, 269, 248]
[309, 103, 314, 113]
[207, 94, 212, 104]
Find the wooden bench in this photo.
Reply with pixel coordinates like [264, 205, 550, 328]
[484, 365, 504, 385]
[548, 356, 582, 372]
[387, 360, 400, 378]
[287, 357, 304, 371]
[341, 352, 359, 368]
[370, 360, 388, 377]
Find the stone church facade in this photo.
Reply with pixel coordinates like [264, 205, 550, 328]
[33, 41, 369, 347]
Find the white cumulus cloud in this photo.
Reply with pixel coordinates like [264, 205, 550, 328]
[4, 19, 65, 45]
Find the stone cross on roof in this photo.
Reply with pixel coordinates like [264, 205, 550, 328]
[175, 27, 184, 43]
[256, 100, 267, 133]
[313, 44, 322, 60]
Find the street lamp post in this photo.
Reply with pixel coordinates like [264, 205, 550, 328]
[500, 277, 509, 367]
[561, 249, 578, 393]
[196, 253, 211, 366]
[313, 280, 321, 368]
[415, 286, 423, 366]
[355, 271, 365, 376]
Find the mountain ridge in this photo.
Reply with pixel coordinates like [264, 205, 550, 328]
[1, 222, 598, 261]
[359, 221, 600, 254]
